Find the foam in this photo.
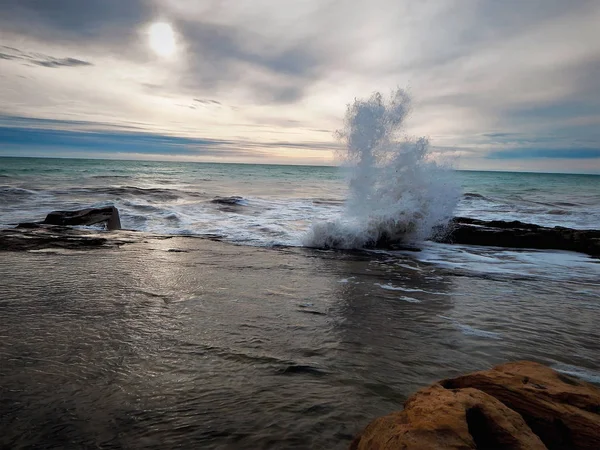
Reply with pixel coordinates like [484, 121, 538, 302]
[375, 282, 451, 296]
[409, 240, 600, 283]
[439, 315, 502, 340]
[552, 363, 600, 384]
[398, 296, 421, 303]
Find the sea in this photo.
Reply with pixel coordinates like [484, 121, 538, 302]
[1, 155, 600, 449]
[2, 157, 599, 239]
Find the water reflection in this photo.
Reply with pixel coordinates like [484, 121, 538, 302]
[1, 239, 599, 449]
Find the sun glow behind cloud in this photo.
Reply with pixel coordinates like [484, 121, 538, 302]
[148, 22, 177, 57]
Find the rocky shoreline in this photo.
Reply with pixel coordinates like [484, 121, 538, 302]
[435, 217, 600, 258]
[3, 207, 598, 257]
[351, 361, 600, 450]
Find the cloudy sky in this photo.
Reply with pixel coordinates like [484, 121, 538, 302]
[0, 0, 599, 172]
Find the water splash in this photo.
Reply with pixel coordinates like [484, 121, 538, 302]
[304, 89, 459, 249]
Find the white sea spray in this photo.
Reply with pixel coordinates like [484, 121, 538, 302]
[304, 88, 460, 249]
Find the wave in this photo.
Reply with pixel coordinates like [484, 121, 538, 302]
[0, 186, 37, 195]
[312, 198, 344, 206]
[439, 315, 502, 339]
[58, 186, 203, 201]
[120, 201, 163, 212]
[0, 186, 39, 202]
[304, 89, 459, 249]
[89, 175, 131, 179]
[551, 201, 580, 207]
[552, 364, 600, 384]
[463, 192, 489, 200]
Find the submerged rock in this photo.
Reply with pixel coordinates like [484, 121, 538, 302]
[433, 218, 600, 257]
[210, 196, 246, 205]
[351, 361, 600, 450]
[42, 206, 122, 231]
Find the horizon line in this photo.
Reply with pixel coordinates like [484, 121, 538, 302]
[1, 154, 598, 176]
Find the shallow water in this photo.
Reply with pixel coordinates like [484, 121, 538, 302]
[1, 236, 599, 449]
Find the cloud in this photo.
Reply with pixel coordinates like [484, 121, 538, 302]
[33, 57, 92, 68]
[0, 0, 598, 171]
[0, 116, 338, 162]
[0, 0, 150, 42]
[194, 99, 222, 105]
[174, 19, 325, 103]
[0, 46, 93, 68]
[0, 125, 236, 156]
[487, 148, 600, 160]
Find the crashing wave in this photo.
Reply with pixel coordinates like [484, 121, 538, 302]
[304, 88, 459, 249]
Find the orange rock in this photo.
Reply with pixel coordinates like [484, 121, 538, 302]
[441, 361, 600, 450]
[352, 361, 600, 450]
[350, 384, 546, 450]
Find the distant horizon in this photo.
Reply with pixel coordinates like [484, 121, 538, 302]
[2, 154, 598, 176]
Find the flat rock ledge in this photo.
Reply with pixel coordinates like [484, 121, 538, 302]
[0, 225, 134, 252]
[0, 206, 128, 251]
[351, 361, 600, 450]
[434, 218, 600, 257]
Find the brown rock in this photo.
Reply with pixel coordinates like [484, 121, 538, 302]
[441, 361, 600, 450]
[352, 361, 600, 450]
[351, 384, 546, 450]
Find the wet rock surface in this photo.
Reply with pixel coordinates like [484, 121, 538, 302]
[434, 218, 600, 257]
[0, 206, 129, 251]
[43, 206, 122, 230]
[351, 361, 600, 450]
[0, 225, 131, 251]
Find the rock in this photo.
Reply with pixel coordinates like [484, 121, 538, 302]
[0, 227, 109, 251]
[0, 225, 137, 252]
[434, 218, 600, 257]
[42, 206, 122, 230]
[441, 361, 600, 450]
[352, 361, 600, 450]
[351, 384, 546, 450]
[210, 196, 246, 205]
[15, 222, 42, 229]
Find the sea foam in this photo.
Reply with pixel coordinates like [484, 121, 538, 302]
[303, 89, 459, 249]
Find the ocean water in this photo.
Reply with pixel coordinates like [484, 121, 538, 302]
[1, 154, 600, 449]
[2, 157, 599, 242]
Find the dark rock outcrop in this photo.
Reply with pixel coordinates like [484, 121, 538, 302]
[42, 206, 121, 230]
[351, 361, 600, 450]
[0, 226, 124, 252]
[210, 196, 246, 205]
[434, 218, 600, 257]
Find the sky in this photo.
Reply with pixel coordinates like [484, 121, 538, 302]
[0, 0, 599, 173]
